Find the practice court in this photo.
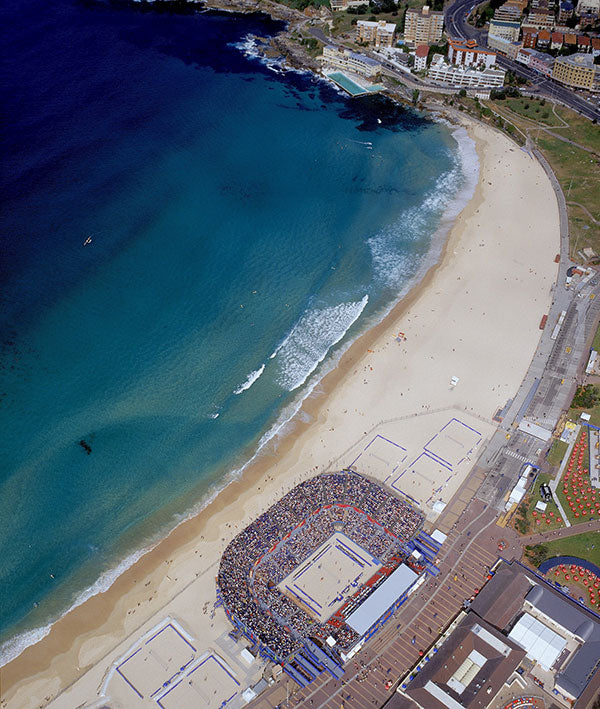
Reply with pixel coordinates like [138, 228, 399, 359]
[278, 533, 381, 622]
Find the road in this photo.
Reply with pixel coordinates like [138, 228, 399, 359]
[443, 0, 600, 121]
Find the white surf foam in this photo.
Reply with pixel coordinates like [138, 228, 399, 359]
[0, 546, 150, 668]
[233, 363, 266, 395]
[368, 123, 478, 291]
[274, 295, 368, 391]
[231, 34, 315, 78]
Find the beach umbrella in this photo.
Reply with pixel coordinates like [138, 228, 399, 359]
[574, 575, 579, 581]
[583, 510, 588, 515]
[566, 574, 571, 580]
[558, 518, 562, 523]
[546, 519, 551, 524]
[575, 513, 580, 517]
[592, 598, 597, 605]
[532, 510, 537, 516]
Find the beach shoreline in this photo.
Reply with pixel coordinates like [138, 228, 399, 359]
[0, 118, 475, 668]
[0, 112, 562, 709]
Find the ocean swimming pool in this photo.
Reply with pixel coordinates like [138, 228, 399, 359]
[326, 71, 386, 96]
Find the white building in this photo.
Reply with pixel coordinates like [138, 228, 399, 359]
[414, 44, 429, 71]
[427, 55, 506, 87]
[321, 45, 380, 78]
[577, 0, 600, 13]
[448, 38, 497, 69]
[330, 0, 368, 10]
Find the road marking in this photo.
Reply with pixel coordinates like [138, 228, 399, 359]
[504, 449, 530, 463]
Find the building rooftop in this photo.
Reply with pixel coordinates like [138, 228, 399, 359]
[397, 614, 526, 709]
[406, 5, 443, 15]
[415, 44, 429, 57]
[449, 38, 496, 54]
[357, 19, 396, 31]
[557, 51, 596, 68]
[524, 583, 600, 698]
[347, 565, 418, 636]
[489, 18, 522, 27]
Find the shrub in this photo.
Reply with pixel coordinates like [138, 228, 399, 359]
[572, 384, 600, 409]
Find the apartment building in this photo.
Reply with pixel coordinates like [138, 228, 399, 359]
[516, 47, 555, 74]
[448, 38, 497, 68]
[487, 33, 522, 58]
[488, 18, 521, 41]
[577, 0, 600, 14]
[552, 52, 598, 90]
[427, 55, 506, 86]
[404, 5, 444, 45]
[356, 20, 396, 48]
[526, 8, 556, 28]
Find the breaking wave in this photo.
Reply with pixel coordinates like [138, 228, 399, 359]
[233, 363, 266, 395]
[274, 295, 369, 391]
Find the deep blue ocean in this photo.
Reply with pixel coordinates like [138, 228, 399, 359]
[0, 0, 477, 662]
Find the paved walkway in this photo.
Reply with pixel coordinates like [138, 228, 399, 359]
[251, 500, 521, 709]
[521, 517, 600, 545]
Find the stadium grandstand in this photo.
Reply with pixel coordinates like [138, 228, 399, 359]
[217, 471, 432, 688]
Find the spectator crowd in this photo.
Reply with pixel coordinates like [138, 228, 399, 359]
[217, 471, 423, 661]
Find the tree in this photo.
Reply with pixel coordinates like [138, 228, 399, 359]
[412, 88, 420, 105]
[458, 88, 467, 97]
[427, 41, 448, 67]
[572, 384, 600, 409]
[524, 544, 549, 567]
[398, 5, 407, 32]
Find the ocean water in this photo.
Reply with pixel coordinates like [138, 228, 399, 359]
[0, 0, 478, 663]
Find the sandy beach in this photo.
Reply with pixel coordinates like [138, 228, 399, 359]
[0, 117, 561, 709]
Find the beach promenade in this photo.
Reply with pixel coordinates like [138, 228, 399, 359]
[0, 119, 562, 709]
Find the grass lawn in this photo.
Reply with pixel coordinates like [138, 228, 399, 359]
[543, 532, 600, 567]
[536, 136, 600, 260]
[553, 105, 600, 154]
[504, 97, 564, 127]
[547, 439, 568, 469]
[591, 319, 600, 353]
[513, 473, 565, 535]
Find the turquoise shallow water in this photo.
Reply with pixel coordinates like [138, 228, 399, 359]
[0, 0, 476, 662]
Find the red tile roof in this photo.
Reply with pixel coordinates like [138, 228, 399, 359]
[415, 44, 429, 57]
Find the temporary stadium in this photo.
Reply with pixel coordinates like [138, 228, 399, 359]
[217, 471, 442, 688]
